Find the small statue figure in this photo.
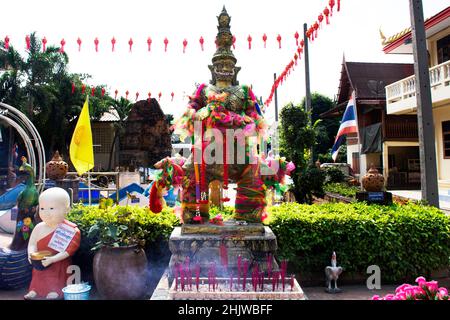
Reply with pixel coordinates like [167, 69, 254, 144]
[24, 187, 81, 300]
[10, 156, 39, 251]
[325, 252, 343, 294]
[0, 157, 39, 290]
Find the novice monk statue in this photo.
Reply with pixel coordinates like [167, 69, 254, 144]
[24, 187, 81, 300]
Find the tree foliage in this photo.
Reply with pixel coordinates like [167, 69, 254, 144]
[0, 33, 110, 159]
[301, 92, 340, 162]
[279, 102, 324, 203]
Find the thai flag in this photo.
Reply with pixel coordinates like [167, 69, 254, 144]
[331, 94, 358, 162]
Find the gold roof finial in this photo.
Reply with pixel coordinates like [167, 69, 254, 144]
[379, 28, 387, 45]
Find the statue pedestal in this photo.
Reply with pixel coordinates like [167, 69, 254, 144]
[168, 221, 278, 277]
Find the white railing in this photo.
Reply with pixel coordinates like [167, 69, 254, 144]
[386, 60, 450, 105]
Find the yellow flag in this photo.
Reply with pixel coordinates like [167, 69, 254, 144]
[70, 96, 94, 175]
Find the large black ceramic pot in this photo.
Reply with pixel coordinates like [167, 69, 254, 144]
[93, 245, 148, 300]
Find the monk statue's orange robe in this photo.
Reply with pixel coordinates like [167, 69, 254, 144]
[29, 220, 81, 297]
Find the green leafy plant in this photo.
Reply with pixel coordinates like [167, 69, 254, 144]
[324, 167, 346, 184]
[279, 102, 320, 203]
[68, 204, 180, 252]
[324, 183, 359, 198]
[267, 202, 450, 282]
[87, 211, 147, 251]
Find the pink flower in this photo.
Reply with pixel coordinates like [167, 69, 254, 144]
[395, 292, 407, 300]
[384, 294, 395, 300]
[371, 295, 381, 300]
[425, 281, 439, 292]
[395, 284, 411, 294]
[415, 276, 426, 285]
[438, 287, 448, 297]
[286, 161, 295, 174]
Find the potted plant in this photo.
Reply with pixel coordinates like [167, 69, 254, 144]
[88, 211, 149, 300]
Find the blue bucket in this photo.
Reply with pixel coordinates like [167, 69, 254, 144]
[62, 283, 91, 300]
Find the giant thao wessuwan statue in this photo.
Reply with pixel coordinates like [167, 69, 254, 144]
[150, 7, 293, 224]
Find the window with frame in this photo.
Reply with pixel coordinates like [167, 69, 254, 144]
[437, 34, 450, 65]
[442, 121, 450, 159]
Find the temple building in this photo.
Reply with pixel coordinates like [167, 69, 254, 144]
[382, 6, 450, 189]
[322, 59, 418, 189]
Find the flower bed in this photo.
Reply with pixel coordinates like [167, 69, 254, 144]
[373, 277, 448, 300]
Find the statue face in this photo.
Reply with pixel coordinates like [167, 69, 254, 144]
[38, 188, 70, 227]
[213, 58, 236, 83]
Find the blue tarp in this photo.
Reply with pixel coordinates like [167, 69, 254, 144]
[109, 183, 145, 202]
[0, 183, 25, 210]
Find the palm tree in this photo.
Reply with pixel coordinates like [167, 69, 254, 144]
[0, 33, 110, 159]
[108, 97, 133, 170]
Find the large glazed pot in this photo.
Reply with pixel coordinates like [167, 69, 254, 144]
[93, 245, 149, 300]
[362, 166, 384, 192]
[45, 151, 68, 180]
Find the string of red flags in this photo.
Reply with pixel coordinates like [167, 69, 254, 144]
[264, 0, 342, 107]
[2, 31, 328, 53]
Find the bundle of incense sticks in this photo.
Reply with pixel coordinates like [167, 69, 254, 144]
[242, 259, 249, 291]
[229, 272, 233, 291]
[290, 274, 295, 291]
[237, 255, 242, 286]
[195, 264, 201, 291]
[271, 271, 277, 291]
[208, 263, 217, 291]
[259, 271, 265, 291]
[173, 264, 179, 291]
[281, 260, 288, 291]
[267, 253, 273, 280]
[184, 257, 191, 290]
[251, 265, 259, 291]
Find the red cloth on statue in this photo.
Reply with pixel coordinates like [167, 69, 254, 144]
[29, 220, 81, 298]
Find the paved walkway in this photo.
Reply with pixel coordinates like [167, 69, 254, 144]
[0, 285, 396, 300]
[391, 190, 450, 211]
[302, 285, 397, 300]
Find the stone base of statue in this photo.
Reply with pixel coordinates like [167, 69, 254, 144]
[356, 191, 393, 205]
[168, 220, 278, 277]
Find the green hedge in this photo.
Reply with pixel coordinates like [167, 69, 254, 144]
[267, 202, 450, 282]
[67, 202, 450, 283]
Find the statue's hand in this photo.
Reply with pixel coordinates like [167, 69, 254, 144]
[41, 256, 54, 267]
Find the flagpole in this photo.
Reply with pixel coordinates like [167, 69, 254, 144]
[352, 90, 364, 188]
[88, 170, 92, 205]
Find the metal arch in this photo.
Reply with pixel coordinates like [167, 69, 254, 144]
[0, 115, 36, 170]
[0, 102, 46, 193]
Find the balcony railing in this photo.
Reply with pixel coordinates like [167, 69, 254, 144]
[386, 60, 450, 106]
[384, 115, 418, 140]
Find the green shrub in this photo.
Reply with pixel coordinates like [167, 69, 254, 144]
[67, 205, 180, 274]
[296, 165, 326, 204]
[324, 167, 346, 183]
[268, 202, 450, 282]
[324, 182, 360, 198]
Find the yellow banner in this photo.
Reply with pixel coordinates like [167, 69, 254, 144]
[70, 96, 94, 175]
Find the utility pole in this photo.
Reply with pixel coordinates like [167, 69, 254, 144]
[409, 0, 439, 208]
[303, 23, 312, 124]
[304, 23, 314, 164]
[274, 73, 279, 123]
[273, 73, 280, 156]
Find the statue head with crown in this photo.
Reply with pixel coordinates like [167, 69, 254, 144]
[209, 6, 241, 87]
